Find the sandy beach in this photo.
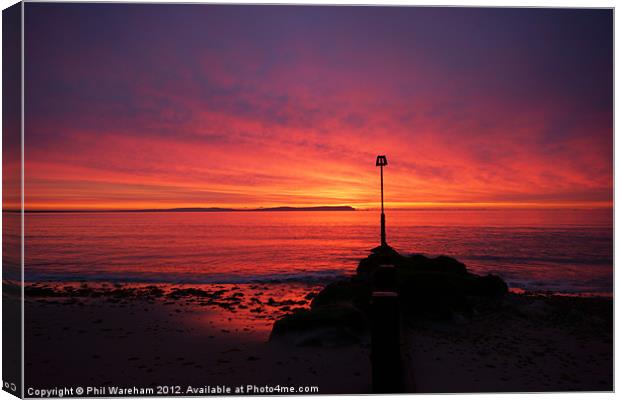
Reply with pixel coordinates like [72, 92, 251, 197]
[21, 281, 611, 394]
[23, 283, 371, 395]
[402, 293, 612, 392]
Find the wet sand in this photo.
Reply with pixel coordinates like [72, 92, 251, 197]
[24, 283, 371, 394]
[22, 283, 612, 394]
[402, 294, 613, 392]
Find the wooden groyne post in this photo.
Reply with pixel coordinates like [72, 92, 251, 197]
[371, 264, 403, 393]
[375, 155, 388, 247]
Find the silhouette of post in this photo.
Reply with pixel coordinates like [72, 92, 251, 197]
[371, 289, 403, 393]
[376, 155, 388, 247]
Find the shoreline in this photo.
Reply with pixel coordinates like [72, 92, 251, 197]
[14, 279, 614, 299]
[13, 278, 612, 393]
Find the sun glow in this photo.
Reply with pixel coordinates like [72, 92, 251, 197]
[15, 6, 611, 212]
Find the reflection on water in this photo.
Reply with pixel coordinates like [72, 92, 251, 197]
[24, 209, 612, 294]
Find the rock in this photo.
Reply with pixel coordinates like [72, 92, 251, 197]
[304, 292, 317, 300]
[168, 288, 211, 298]
[269, 247, 509, 342]
[141, 285, 165, 297]
[269, 304, 367, 346]
[396, 254, 507, 317]
[25, 286, 61, 297]
[358, 250, 468, 277]
[397, 269, 474, 318]
[469, 274, 508, 297]
[310, 278, 371, 310]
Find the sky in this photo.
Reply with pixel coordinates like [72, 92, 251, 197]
[18, 4, 613, 210]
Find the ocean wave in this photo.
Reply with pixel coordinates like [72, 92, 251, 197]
[24, 269, 351, 285]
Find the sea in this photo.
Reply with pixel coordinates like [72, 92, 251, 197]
[5, 208, 613, 295]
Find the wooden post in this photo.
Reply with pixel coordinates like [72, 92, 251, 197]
[375, 155, 388, 247]
[380, 165, 386, 247]
[371, 263, 402, 393]
[381, 212, 386, 247]
[371, 291, 403, 393]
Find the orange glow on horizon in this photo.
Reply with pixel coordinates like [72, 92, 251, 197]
[19, 6, 612, 212]
[10, 200, 613, 212]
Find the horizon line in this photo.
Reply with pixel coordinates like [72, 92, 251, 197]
[3, 203, 613, 213]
